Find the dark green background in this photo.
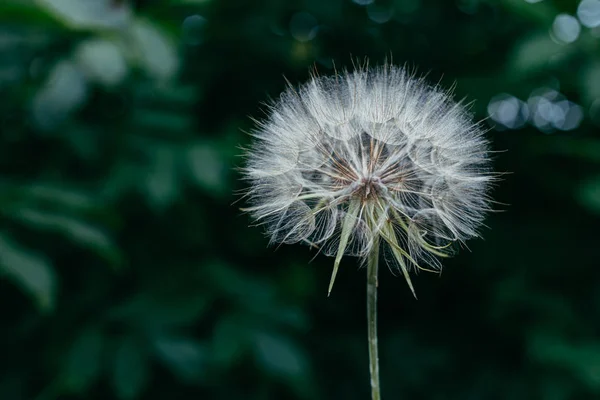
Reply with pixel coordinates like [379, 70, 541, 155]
[1, 0, 599, 399]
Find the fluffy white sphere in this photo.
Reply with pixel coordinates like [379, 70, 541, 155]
[243, 64, 493, 294]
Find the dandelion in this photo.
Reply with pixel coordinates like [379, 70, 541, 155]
[242, 62, 494, 400]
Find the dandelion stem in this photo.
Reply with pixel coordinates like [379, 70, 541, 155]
[367, 236, 381, 400]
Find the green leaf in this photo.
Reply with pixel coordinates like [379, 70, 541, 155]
[143, 147, 179, 210]
[580, 61, 600, 104]
[63, 328, 104, 393]
[508, 32, 573, 76]
[112, 336, 150, 400]
[129, 18, 179, 80]
[186, 143, 228, 197]
[153, 335, 206, 383]
[0, 234, 56, 311]
[31, 60, 89, 131]
[36, 0, 132, 30]
[110, 290, 209, 328]
[74, 38, 129, 87]
[11, 207, 121, 265]
[0, 1, 62, 27]
[253, 332, 306, 378]
[579, 175, 600, 215]
[212, 314, 248, 367]
[207, 262, 275, 308]
[24, 184, 98, 209]
[500, 0, 557, 25]
[252, 332, 316, 399]
[529, 332, 600, 392]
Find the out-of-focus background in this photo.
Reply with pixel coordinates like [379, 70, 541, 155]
[1, 0, 599, 399]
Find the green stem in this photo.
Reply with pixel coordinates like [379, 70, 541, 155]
[367, 237, 381, 400]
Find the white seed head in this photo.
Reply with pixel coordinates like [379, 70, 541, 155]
[242, 64, 494, 295]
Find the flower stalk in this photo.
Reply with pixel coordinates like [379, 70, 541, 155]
[242, 63, 495, 398]
[367, 237, 381, 400]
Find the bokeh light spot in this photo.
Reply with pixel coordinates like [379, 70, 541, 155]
[367, 4, 394, 24]
[578, 0, 600, 28]
[552, 14, 581, 44]
[487, 93, 529, 130]
[290, 12, 318, 42]
[557, 101, 584, 131]
[527, 87, 583, 132]
[182, 15, 207, 46]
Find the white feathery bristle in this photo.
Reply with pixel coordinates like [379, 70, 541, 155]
[242, 64, 494, 293]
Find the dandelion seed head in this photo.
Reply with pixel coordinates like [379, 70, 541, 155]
[243, 63, 494, 293]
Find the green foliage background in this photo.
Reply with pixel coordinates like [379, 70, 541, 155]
[1, 0, 600, 399]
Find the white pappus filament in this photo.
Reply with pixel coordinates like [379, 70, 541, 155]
[242, 63, 494, 295]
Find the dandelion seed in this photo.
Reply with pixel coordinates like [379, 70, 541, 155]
[241, 62, 495, 400]
[243, 63, 493, 291]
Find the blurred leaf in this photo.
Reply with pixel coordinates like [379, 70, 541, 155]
[101, 160, 144, 200]
[110, 290, 210, 329]
[153, 335, 206, 383]
[143, 146, 179, 210]
[63, 328, 104, 393]
[263, 304, 310, 331]
[253, 332, 306, 378]
[578, 175, 600, 215]
[508, 32, 572, 76]
[129, 18, 179, 80]
[580, 61, 600, 104]
[12, 207, 121, 265]
[208, 262, 276, 308]
[529, 332, 600, 392]
[20, 184, 101, 211]
[500, 0, 557, 25]
[31, 60, 88, 131]
[74, 38, 129, 87]
[62, 124, 102, 161]
[0, 233, 55, 311]
[112, 335, 150, 400]
[186, 142, 229, 197]
[212, 313, 248, 368]
[0, 1, 60, 26]
[36, 0, 132, 30]
[252, 331, 316, 399]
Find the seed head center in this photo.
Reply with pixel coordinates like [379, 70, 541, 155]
[354, 175, 383, 201]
